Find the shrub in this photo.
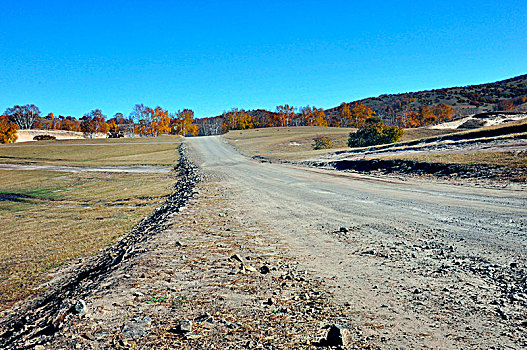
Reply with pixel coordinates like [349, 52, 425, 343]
[33, 135, 57, 141]
[348, 123, 404, 148]
[312, 136, 333, 150]
[0, 119, 18, 144]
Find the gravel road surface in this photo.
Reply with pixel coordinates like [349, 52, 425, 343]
[188, 136, 527, 348]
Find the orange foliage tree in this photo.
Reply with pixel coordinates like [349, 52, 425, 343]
[152, 106, 171, 136]
[222, 108, 254, 132]
[0, 115, 18, 143]
[350, 102, 374, 127]
[172, 109, 198, 136]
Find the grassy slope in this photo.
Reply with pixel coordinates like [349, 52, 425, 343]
[224, 126, 454, 161]
[0, 137, 180, 310]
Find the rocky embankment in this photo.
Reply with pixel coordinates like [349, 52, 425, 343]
[0, 144, 201, 349]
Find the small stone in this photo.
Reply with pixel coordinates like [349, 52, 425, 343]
[73, 299, 87, 315]
[325, 325, 351, 347]
[339, 227, 349, 233]
[133, 291, 145, 297]
[219, 213, 226, 217]
[260, 265, 270, 274]
[179, 320, 193, 333]
[510, 262, 518, 268]
[413, 288, 422, 294]
[497, 308, 508, 320]
[362, 249, 376, 255]
[230, 254, 243, 262]
[175, 241, 183, 247]
[242, 263, 257, 273]
[263, 297, 274, 306]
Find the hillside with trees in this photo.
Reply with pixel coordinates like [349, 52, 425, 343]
[326, 74, 527, 124]
[196, 74, 527, 135]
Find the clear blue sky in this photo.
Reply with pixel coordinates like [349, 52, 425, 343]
[1, 0, 526, 119]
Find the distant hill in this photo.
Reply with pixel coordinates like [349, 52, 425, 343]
[195, 74, 527, 134]
[325, 74, 527, 124]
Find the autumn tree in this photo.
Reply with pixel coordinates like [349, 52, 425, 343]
[172, 109, 196, 136]
[61, 117, 80, 131]
[497, 99, 514, 111]
[433, 104, 454, 122]
[350, 102, 374, 128]
[312, 107, 328, 127]
[299, 106, 314, 126]
[222, 108, 254, 131]
[0, 115, 18, 143]
[4, 104, 41, 129]
[398, 103, 454, 128]
[339, 102, 352, 127]
[152, 106, 171, 136]
[80, 109, 108, 137]
[275, 105, 296, 127]
[130, 104, 154, 136]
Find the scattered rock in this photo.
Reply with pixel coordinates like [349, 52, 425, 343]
[219, 213, 226, 217]
[263, 297, 275, 306]
[122, 316, 152, 339]
[497, 308, 508, 320]
[241, 263, 257, 273]
[260, 265, 270, 274]
[169, 320, 193, 335]
[321, 325, 351, 347]
[230, 254, 243, 263]
[339, 227, 349, 233]
[195, 313, 213, 323]
[72, 299, 86, 315]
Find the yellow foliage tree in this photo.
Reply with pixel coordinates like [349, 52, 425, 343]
[0, 116, 18, 143]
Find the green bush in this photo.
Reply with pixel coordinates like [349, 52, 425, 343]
[312, 136, 333, 150]
[348, 123, 404, 147]
[33, 135, 57, 141]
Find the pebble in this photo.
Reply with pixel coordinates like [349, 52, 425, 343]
[73, 299, 87, 315]
[260, 265, 270, 274]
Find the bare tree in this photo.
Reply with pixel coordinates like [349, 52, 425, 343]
[4, 104, 41, 129]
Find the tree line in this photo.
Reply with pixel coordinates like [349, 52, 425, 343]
[197, 101, 456, 135]
[0, 104, 199, 142]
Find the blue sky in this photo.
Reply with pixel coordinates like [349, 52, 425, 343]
[1, 0, 526, 118]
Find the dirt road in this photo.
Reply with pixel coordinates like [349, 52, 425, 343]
[6, 136, 525, 349]
[188, 136, 527, 348]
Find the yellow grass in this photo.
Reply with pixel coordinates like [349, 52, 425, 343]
[0, 135, 182, 166]
[224, 126, 454, 161]
[0, 137, 181, 310]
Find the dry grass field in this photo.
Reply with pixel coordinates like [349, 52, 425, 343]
[0, 136, 181, 166]
[224, 126, 454, 161]
[0, 137, 180, 310]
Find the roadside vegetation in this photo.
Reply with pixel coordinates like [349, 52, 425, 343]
[348, 118, 404, 147]
[312, 136, 333, 150]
